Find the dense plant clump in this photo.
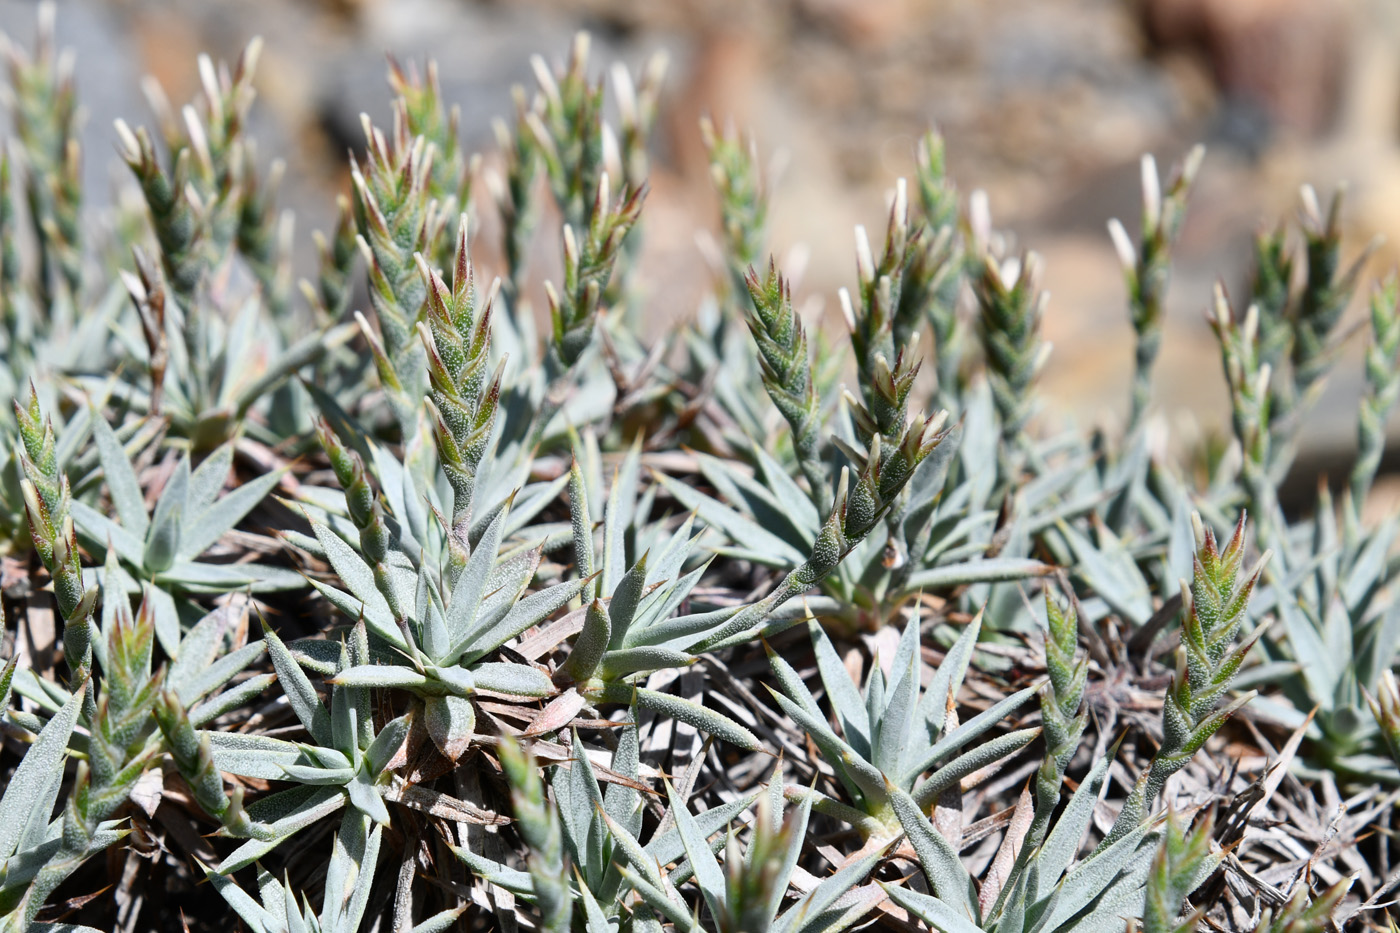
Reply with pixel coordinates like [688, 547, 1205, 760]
[3, 7, 1400, 932]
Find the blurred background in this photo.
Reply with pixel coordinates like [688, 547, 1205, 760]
[3, 0, 1399, 477]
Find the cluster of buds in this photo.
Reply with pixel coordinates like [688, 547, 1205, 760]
[307, 193, 358, 322]
[972, 242, 1051, 463]
[498, 737, 572, 933]
[544, 172, 646, 370]
[692, 408, 949, 652]
[350, 111, 445, 432]
[1292, 185, 1373, 399]
[316, 418, 393, 573]
[904, 131, 964, 409]
[1208, 286, 1276, 522]
[2, 3, 83, 307]
[1104, 514, 1266, 846]
[1243, 186, 1376, 478]
[488, 88, 544, 295]
[1351, 276, 1400, 504]
[85, 590, 163, 818]
[612, 52, 666, 197]
[526, 34, 662, 321]
[745, 261, 826, 505]
[1031, 591, 1088, 846]
[842, 177, 913, 397]
[1168, 516, 1268, 780]
[1107, 146, 1203, 429]
[155, 689, 256, 838]
[119, 247, 169, 414]
[525, 33, 606, 236]
[13, 588, 165, 929]
[234, 139, 293, 319]
[116, 39, 265, 307]
[387, 57, 472, 225]
[15, 387, 93, 677]
[416, 218, 504, 536]
[1141, 809, 1220, 933]
[840, 177, 938, 552]
[702, 117, 768, 306]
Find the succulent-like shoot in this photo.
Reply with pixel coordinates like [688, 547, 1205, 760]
[1032, 591, 1088, 846]
[116, 38, 263, 307]
[1209, 287, 1277, 528]
[605, 51, 665, 312]
[914, 129, 959, 234]
[69, 415, 298, 635]
[416, 220, 502, 536]
[1108, 146, 1203, 430]
[0, 675, 88, 928]
[13, 383, 58, 510]
[207, 623, 410, 872]
[907, 272, 963, 415]
[721, 779, 804, 932]
[1292, 185, 1372, 401]
[21, 472, 93, 674]
[690, 408, 950, 651]
[908, 131, 965, 408]
[605, 761, 887, 932]
[1141, 809, 1221, 933]
[204, 809, 393, 933]
[745, 261, 827, 505]
[1249, 223, 1292, 333]
[1105, 513, 1266, 846]
[1350, 275, 1400, 505]
[767, 612, 1039, 833]
[316, 418, 393, 569]
[155, 691, 253, 835]
[308, 193, 358, 321]
[2, 2, 82, 306]
[351, 109, 442, 430]
[489, 87, 543, 294]
[8, 590, 165, 929]
[545, 172, 646, 370]
[702, 117, 768, 305]
[499, 737, 572, 933]
[388, 57, 470, 218]
[819, 413, 945, 566]
[15, 388, 93, 680]
[972, 246, 1050, 468]
[889, 733, 1167, 933]
[1245, 186, 1376, 477]
[841, 179, 916, 437]
[527, 32, 606, 235]
[115, 119, 204, 309]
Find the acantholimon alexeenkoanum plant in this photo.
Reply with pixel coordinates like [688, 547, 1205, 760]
[295, 219, 765, 764]
[3, 2, 1400, 930]
[765, 609, 1041, 838]
[881, 512, 1263, 933]
[1193, 186, 1400, 780]
[104, 38, 357, 452]
[9, 384, 300, 654]
[663, 149, 1132, 639]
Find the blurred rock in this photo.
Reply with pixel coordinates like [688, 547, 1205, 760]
[1144, 0, 1353, 138]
